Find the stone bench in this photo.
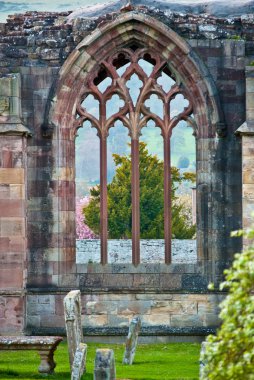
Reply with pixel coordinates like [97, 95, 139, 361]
[0, 336, 63, 374]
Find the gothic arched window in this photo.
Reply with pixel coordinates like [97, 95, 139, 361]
[75, 47, 193, 265]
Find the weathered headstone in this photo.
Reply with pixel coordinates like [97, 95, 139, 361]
[123, 315, 141, 365]
[94, 349, 116, 380]
[71, 343, 87, 380]
[199, 341, 209, 379]
[64, 290, 84, 370]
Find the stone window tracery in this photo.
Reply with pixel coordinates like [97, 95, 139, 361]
[75, 47, 193, 265]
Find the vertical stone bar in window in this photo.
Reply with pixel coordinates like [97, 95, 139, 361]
[131, 138, 140, 266]
[100, 135, 108, 264]
[164, 135, 172, 264]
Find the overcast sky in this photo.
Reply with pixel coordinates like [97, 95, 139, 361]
[0, 0, 112, 22]
[1, 0, 251, 23]
[1, 0, 252, 22]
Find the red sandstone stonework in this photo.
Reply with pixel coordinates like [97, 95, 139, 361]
[0, 3, 248, 336]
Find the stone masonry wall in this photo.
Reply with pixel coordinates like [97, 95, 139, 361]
[26, 292, 223, 338]
[76, 239, 196, 264]
[0, 2, 252, 335]
[0, 73, 28, 333]
[0, 6, 254, 79]
[241, 67, 254, 232]
[0, 134, 27, 333]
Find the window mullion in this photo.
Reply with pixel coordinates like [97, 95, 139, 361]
[131, 137, 140, 266]
[100, 133, 108, 265]
[164, 135, 172, 264]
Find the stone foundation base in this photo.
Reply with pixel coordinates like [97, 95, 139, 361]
[25, 291, 223, 338]
[70, 335, 206, 344]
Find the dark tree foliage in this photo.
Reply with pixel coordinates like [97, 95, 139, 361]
[83, 142, 195, 239]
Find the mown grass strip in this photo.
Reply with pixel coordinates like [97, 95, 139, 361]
[0, 341, 200, 379]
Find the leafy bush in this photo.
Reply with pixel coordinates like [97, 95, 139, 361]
[201, 227, 254, 380]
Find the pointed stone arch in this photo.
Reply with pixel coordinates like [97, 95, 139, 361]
[43, 12, 225, 279]
[47, 12, 224, 138]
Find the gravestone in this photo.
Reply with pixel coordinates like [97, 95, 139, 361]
[199, 341, 209, 379]
[64, 290, 84, 370]
[123, 316, 141, 365]
[94, 349, 116, 380]
[71, 343, 87, 380]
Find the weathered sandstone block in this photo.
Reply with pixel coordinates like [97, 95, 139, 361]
[123, 315, 141, 365]
[64, 290, 84, 369]
[94, 349, 116, 380]
[71, 342, 87, 380]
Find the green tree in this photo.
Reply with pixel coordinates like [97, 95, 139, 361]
[201, 226, 254, 380]
[83, 142, 195, 239]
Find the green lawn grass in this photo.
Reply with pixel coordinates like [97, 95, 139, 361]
[0, 341, 200, 380]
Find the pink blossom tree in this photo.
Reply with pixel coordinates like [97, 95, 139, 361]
[76, 197, 97, 239]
